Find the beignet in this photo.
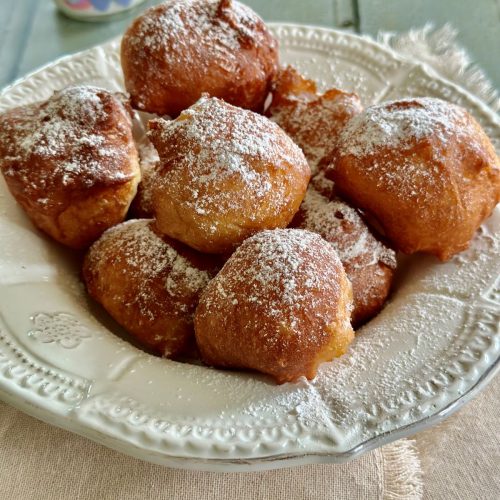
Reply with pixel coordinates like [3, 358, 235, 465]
[0, 86, 140, 248]
[148, 96, 310, 254]
[195, 228, 354, 383]
[267, 66, 363, 174]
[121, 0, 279, 116]
[83, 219, 220, 357]
[326, 98, 500, 260]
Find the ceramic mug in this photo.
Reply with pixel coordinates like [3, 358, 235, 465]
[54, 0, 147, 21]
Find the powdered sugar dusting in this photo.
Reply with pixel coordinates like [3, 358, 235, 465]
[138, 141, 160, 171]
[296, 187, 396, 269]
[131, 141, 160, 217]
[87, 220, 212, 321]
[270, 88, 363, 173]
[244, 377, 336, 429]
[202, 229, 349, 340]
[309, 170, 336, 198]
[0, 85, 135, 209]
[149, 96, 308, 224]
[338, 97, 478, 158]
[311, 291, 471, 435]
[125, 0, 273, 109]
[331, 97, 494, 207]
[133, 0, 259, 54]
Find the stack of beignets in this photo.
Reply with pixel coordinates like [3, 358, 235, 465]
[265, 67, 396, 326]
[0, 86, 140, 248]
[1, 0, 499, 385]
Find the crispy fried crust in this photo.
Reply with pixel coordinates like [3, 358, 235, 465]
[194, 229, 354, 383]
[291, 186, 396, 327]
[267, 66, 363, 174]
[83, 219, 221, 358]
[148, 96, 310, 254]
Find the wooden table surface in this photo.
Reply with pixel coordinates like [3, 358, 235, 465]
[0, 0, 499, 91]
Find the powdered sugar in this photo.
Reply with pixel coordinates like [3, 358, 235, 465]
[309, 170, 336, 198]
[202, 229, 347, 338]
[138, 140, 160, 169]
[7, 86, 106, 161]
[243, 377, 335, 429]
[0, 85, 135, 208]
[88, 219, 212, 320]
[296, 187, 396, 269]
[338, 97, 476, 158]
[126, 0, 272, 86]
[330, 97, 496, 208]
[136, 0, 245, 52]
[311, 290, 470, 434]
[130, 141, 160, 217]
[270, 87, 363, 173]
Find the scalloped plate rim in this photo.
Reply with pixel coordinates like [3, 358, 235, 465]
[0, 352, 498, 472]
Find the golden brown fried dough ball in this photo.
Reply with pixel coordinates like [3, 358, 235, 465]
[121, 0, 279, 116]
[0, 86, 140, 249]
[148, 96, 311, 254]
[194, 229, 354, 384]
[291, 185, 396, 327]
[326, 98, 500, 261]
[83, 219, 220, 358]
[267, 66, 363, 174]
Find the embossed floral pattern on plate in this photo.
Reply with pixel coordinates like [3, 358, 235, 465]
[28, 312, 92, 349]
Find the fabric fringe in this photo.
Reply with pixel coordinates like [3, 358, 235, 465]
[377, 23, 500, 113]
[380, 440, 424, 500]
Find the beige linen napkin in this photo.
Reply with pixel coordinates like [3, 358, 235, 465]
[417, 374, 500, 500]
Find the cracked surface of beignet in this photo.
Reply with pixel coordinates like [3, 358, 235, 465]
[267, 66, 363, 174]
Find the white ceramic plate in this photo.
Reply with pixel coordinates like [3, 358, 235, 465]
[0, 24, 499, 472]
